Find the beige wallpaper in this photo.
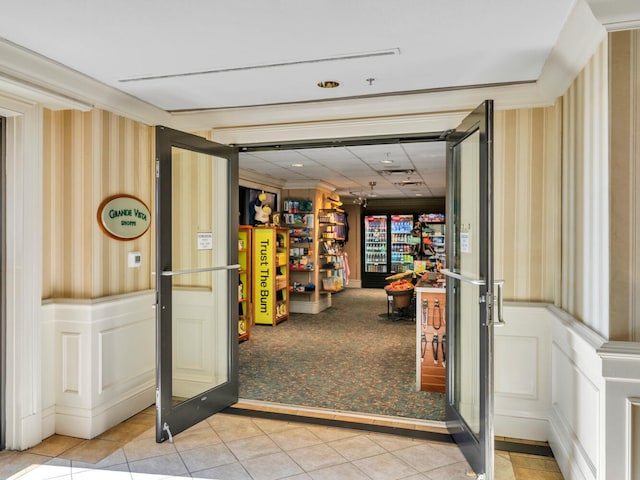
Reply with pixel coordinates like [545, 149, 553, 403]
[42, 109, 154, 299]
[41, 105, 564, 307]
[609, 29, 640, 341]
[494, 104, 563, 303]
[171, 146, 213, 289]
[561, 38, 610, 336]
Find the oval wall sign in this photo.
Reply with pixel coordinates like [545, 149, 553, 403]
[97, 194, 151, 241]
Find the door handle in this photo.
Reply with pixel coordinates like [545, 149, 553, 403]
[440, 268, 485, 285]
[161, 264, 240, 276]
[493, 280, 506, 327]
[442, 269, 506, 327]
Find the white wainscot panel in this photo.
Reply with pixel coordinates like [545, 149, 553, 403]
[598, 342, 640, 480]
[494, 304, 552, 441]
[61, 333, 81, 394]
[552, 344, 600, 466]
[495, 336, 538, 399]
[175, 316, 207, 371]
[48, 291, 156, 439]
[172, 289, 227, 399]
[99, 318, 155, 393]
[548, 306, 605, 480]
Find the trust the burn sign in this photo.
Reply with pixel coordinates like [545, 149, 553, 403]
[98, 194, 151, 240]
[253, 228, 274, 324]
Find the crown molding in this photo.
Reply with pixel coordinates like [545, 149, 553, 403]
[0, 39, 171, 125]
[537, 0, 607, 101]
[174, 81, 554, 134]
[586, 0, 640, 31]
[0, 0, 607, 135]
[0, 73, 91, 111]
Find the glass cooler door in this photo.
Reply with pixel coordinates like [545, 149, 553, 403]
[390, 214, 414, 273]
[364, 215, 388, 273]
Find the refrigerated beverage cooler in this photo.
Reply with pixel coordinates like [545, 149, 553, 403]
[362, 213, 445, 288]
[363, 215, 388, 276]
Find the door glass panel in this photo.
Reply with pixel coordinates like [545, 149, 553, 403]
[454, 130, 481, 436]
[170, 146, 229, 405]
[364, 215, 388, 273]
[445, 100, 493, 478]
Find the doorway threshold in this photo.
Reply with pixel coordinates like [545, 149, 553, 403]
[225, 399, 556, 457]
[225, 398, 453, 443]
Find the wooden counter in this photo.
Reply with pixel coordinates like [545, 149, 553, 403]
[415, 284, 447, 393]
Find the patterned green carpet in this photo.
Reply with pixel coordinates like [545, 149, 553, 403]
[239, 287, 446, 421]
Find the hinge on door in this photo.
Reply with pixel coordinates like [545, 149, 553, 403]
[156, 160, 160, 178]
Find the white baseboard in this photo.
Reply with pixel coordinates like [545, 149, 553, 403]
[54, 384, 155, 439]
[41, 405, 56, 439]
[494, 412, 549, 442]
[548, 407, 595, 480]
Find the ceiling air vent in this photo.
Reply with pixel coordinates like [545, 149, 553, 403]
[393, 181, 424, 187]
[379, 169, 415, 175]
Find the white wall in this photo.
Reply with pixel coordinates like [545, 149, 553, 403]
[495, 302, 640, 480]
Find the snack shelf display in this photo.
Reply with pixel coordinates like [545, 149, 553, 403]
[319, 209, 346, 293]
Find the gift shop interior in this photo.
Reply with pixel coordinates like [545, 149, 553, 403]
[236, 138, 452, 426]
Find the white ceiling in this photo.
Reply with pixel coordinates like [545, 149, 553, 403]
[0, 0, 575, 110]
[239, 141, 447, 199]
[1, 0, 638, 199]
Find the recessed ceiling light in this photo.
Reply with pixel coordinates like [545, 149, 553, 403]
[380, 159, 394, 164]
[291, 163, 304, 167]
[317, 80, 340, 89]
[415, 193, 423, 197]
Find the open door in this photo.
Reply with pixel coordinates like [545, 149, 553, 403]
[155, 126, 239, 442]
[442, 100, 501, 479]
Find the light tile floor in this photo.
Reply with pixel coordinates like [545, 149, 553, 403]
[0, 406, 563, 480]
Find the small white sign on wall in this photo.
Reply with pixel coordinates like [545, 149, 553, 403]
[460, 232, 471, 254]
[197, 232, 213, 250]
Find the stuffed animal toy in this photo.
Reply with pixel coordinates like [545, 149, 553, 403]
[254, 192, 271, 225]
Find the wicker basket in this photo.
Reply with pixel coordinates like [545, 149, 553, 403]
[384, 285, 414, 308]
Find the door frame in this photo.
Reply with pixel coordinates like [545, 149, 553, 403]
[0, 115, 6, 450]
[443, 100, 495, 479]
[155, 125, 240, 442]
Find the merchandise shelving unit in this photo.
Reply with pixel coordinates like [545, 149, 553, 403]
[413, 213, 446, 283]
[238, 225, 252, 342]
[252, 226, 289, 326]
[318, 209, 346, 293]
[283, 200, 316, 297]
